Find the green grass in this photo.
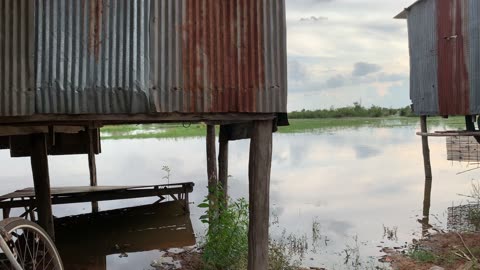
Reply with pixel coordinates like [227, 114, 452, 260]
[408, 250, 438, 263]
[279, 116, 464, 133]
[100, 116, 466, 140]
[101, 123, 207, 140]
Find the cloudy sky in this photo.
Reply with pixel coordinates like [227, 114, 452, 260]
[286, 0, 414, 111]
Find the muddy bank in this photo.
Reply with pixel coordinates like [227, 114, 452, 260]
[151, 247, 326, 270]
[383, 232, 480, 270]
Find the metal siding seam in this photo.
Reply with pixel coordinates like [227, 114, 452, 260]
[174, 0, 180, 112]
[202, 0, 209, 113]
[262, 0, 269, 113]
[12, 0, 18, 115]
[1, 0, 5, 116]
[469, 0, 480, 114]
[64, 0, 71, 112]
[6, 0, 12, 115]
[280, 0, 288, 112]
[462, 0, 471, 114]
[102, 0, 109, 113]
[268, 0, 275, 113]
[275, 0, 282, 112]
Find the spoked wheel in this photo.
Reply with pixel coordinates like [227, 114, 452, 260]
[0, 218, 63, 270]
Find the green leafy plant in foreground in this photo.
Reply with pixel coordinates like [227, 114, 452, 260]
[198, 186, 303, 270]
[199, 187, 249, 270]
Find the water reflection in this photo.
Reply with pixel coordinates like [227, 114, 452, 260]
[55, 202, 195, 270]
[0, 123, 477, 269]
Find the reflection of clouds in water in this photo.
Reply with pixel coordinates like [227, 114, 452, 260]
[322, 219, 354, 237]
[0, 122, 477, 268]
[354, 145, 382, 159]
[365, 177, 409, 197]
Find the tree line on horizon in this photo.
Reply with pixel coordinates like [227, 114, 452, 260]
[288, 103, 415, 119]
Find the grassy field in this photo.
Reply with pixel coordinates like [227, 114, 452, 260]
[100, 116, 465, 140]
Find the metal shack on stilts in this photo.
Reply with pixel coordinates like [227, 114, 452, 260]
[396, 0, 480, 230]
[0, 1, 288, 268]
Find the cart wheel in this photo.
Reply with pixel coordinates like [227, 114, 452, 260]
[0, 218, 63, 270]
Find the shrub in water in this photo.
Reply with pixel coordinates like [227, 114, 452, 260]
[199, 187, 249, 269]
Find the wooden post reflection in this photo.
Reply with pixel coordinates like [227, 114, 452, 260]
[420, 116, 433, 236]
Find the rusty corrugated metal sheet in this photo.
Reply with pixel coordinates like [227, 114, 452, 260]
[0, 0, 287, 117]
[401, 0, 480, 116]
[0, 0, 35, 116]
[407, 0, 438, 115]
[150, 0, 287, 113]
[437, 0, 470, 116]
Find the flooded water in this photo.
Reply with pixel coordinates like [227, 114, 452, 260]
[0, 120, 477, 269]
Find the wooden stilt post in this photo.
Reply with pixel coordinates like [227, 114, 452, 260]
[420, 116, 433, 230]
[87, 128, 99, 213]
[2, 208, 10, 219]
[30, 133, 55, 240]
[218, 126, 229, 205]
[206, 125, 218, 216]
[248, 120, 273, 270]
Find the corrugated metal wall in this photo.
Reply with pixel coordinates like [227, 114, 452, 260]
[468, 0, 480, 113]
[405, 0, 480, 116]
[437, 0, 470, 115]
[407, 0, 439, 115]
[35, 0, 151, 114]
[150, 0, 287, 113]
[0, 0, 287, 116]
[0, 0, 35, 116]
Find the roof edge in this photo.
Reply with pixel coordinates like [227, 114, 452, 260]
[394, 0, 428, 19]
[394, 9, 407, 19]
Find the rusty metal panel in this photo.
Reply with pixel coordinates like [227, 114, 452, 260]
[437, 0, 470, 116]
[0, 0, 287, 117]
[35, 0, 151, 114]
[0, 0, 35, 116]
[150, 0, 287, 113]
[407, 0, 439, 115]
[468, 0, 480, 114]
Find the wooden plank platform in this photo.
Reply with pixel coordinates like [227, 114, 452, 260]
[417, 130, 480, 137]
[0, 182, 194, 219]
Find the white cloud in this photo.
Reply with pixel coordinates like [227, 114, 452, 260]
[285, 0, 414, 111]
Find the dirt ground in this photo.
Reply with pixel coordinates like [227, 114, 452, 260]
[383, 232, 480, 270]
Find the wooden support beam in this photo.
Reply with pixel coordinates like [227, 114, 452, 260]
[0, 113, 276, 126]
[30, 133, 55, 240]
[206, 125, 218, 217]
[2, 208, 10, 219]
[420, 116, 433, 233]
[10, 130, 101, 157]
[0, 136, 9, 149]
[87, 128, 99, 213]
[218, 127, 229, 204]
[248, 120, 273, 270]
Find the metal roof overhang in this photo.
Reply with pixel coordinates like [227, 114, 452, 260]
[395, 0, 428, 19]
